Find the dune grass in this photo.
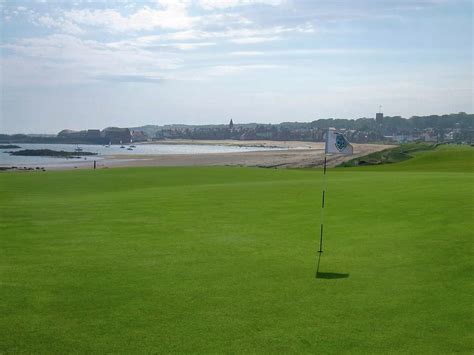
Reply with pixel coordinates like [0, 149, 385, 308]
[0, 145, 473, 353]
[347, 143, 473, 173]
[338, 142, 436, 167]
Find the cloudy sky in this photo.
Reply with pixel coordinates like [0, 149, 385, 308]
[0, 0, 472, 134]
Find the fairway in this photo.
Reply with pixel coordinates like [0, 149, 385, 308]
[1, 145, 473, 353]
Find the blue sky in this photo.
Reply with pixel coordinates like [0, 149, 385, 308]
[0, 0, 472, 134]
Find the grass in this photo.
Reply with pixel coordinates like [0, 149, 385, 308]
[1, 145, 473, 353]
[338, 142, 435, 167]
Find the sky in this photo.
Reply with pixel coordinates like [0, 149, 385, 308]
[0, 0, 472, 134]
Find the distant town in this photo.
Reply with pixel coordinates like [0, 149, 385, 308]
[1, 112, 472, 145]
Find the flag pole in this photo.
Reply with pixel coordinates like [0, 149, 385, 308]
[317, 128, 353, 271]
[319, 153, 327, 253]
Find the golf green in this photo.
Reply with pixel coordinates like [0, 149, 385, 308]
[1, 145, 472, 353]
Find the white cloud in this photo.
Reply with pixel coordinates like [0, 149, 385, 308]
[130, 23, 315, 44]
[106, 36, 217, 52]
[230, 36, 280, 44]
[198, 0, 284, 10]
[228, 24, 314, 43]
[230, 48, 378, 56]
[61, 6, 195, 32]
[23, 1, 315, 53]
[156, 0, 191, 10]
[208, 64, 283, 76]
[35, 15, 84, 35]
[170, 42, 216, 50]
[230, 51, 265, 56]
[33, 5, 254, 35]
[2, 34, 181, 86]
[1, 1, 319, 87]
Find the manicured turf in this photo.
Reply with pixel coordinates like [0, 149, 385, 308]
[1, 145, 473, 353]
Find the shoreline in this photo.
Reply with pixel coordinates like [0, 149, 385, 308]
[102, 143, 390, 169]
[1, 140, 393, 171]
[138, 139, 322, 150]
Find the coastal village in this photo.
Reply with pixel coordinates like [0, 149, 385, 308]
[2, 112, 472, 145]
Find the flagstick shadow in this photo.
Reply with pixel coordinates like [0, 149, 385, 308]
[317, 272, 350, 279]
[315, 252, 350, 279]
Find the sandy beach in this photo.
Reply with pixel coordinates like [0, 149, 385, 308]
[1, 140, 393, 171]
[138, 139, 320, 149]
[96, 140, 392, 169]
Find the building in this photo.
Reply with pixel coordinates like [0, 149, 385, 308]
[102, 127, 132, 144]
[376, 112, 384, 123]
[131, 130, 149, 142]
[86, 129, 101, 139]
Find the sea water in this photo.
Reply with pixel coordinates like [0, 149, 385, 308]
[0, 143, 284, 168]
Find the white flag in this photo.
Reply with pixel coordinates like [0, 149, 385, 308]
[325, 128, 353, 155]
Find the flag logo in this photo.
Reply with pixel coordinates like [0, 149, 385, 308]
[335, 133, 349, 151]
[325, 128, 353, 155]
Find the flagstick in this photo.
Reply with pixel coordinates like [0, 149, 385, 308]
[319, 154, 328, 253]
[316, 248, 322, 277]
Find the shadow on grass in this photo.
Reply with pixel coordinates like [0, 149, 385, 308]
[316, 272, 350, 279]
[315, 252, 349, 280]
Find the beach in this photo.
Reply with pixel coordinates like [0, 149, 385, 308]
[94, 140, 391, 169]
[1, 140, 392, 170]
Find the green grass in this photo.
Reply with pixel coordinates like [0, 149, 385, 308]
[1, 145, 473, 353]
[338, 142, 435, 167]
